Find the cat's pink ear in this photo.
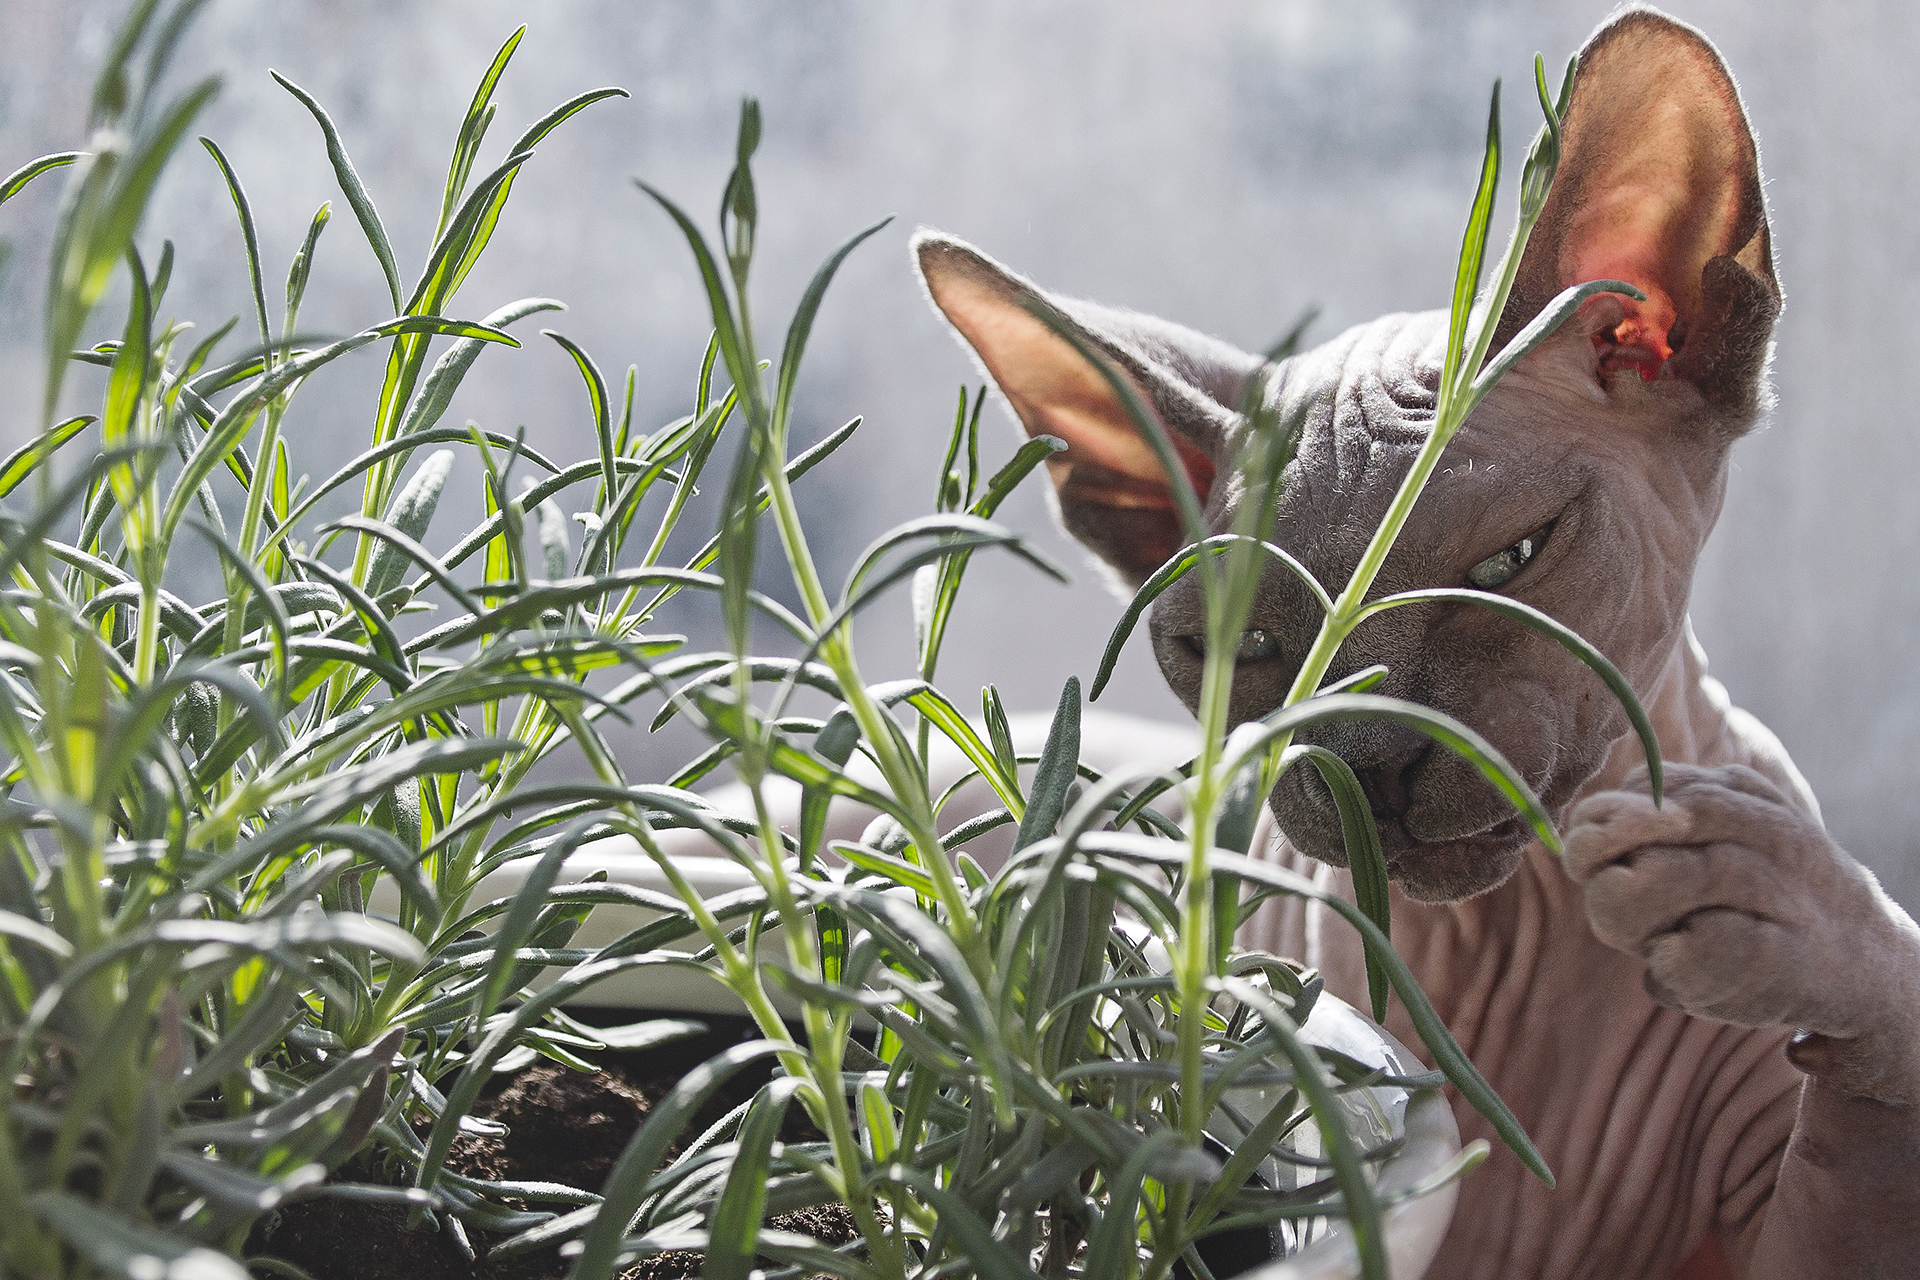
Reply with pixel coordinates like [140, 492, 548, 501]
[1500, 9, 1778, 413]
[915, 232, 1251, 584]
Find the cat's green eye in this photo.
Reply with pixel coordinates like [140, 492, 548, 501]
[1467, 524, 1552, 590]
[1186, 629, 1281, 662]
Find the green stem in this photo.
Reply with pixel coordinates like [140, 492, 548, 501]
[628, 810, 904, 1277]
[132, 579, 162, 687]
[746, 782, 905, 1279]
[759, 439, 979, 956]
[1256, 201, 1550, 799]
[1166, 542, 1241, 1238]
[1157, 203, 1547, 1251]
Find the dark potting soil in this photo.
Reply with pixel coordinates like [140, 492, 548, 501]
[248, 1016, 858, 1280]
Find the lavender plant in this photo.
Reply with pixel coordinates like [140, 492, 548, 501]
[0, 6, 1660, 1280]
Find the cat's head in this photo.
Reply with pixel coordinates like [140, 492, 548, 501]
[915, 8, 1779, 902]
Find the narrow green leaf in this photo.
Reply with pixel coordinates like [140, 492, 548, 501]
[1292, 745, 1392, 1021]
[199, 136, 271, 357]
[1013, 676, 1080, 853]
[1462, 278, 1645, 419]
[290, 555, 409, 683]
[859, 1079, 898, 1163]
[633, 180, 751, 425]
[613, 364, 639, 457]
[284, 201, 331, 330]
[0, 151, 80, 205]
[1441, 81, 1502, 401]
[771, 215, 891, 442]
[936, 385, 969, 511]
[482, 466, 511, 586]
[1090, 534, 1331, 700]
[902, 685, 1023, 818]
[1224, 691, 1559, 853]
[702, 1077, 803, 1280]
[91, 0, 159, 121]
[29, 1192, 249, 1280]
[543, 330, 617, 508]
[319, 515, 483, 616]
[800, 707, 859, 869]
[271, 70, 402, 310]
[101, 244, 153, 463]
[157, 1153, 322, 1213]
[981, 684, 1016, 782]
[395, 297, 564, 440]
[716, 383, 763, 656]
[404, 148, 533, 316]
[566, 1040, 790, 1280]
[0, 446, 160, 583]
[441, 26, 524, 235]
[0, 415, 93, 499]
[189, 518, 291, 708]
[444, 86, 629, 299]
[0, 909, 74, 959]
[833, 841, 938, 898]
[1354, 584, 1661, 803]
[364, 449, 455, 599]
[472, 818, 601, 1027]
[1213, 750, 1265, 856]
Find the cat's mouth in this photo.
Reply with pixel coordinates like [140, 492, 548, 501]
[1276, 793, 1536, 904]
[1379, 816, 1532, 903]
[1377, 814, 1524, 862]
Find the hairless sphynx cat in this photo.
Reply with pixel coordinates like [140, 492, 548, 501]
[893, 9, 1920, 1277]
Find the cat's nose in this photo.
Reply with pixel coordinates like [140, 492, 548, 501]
[1353, 738, 1431, 824]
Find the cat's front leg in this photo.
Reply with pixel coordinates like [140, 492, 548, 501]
[1562, 762, 1920, 1278]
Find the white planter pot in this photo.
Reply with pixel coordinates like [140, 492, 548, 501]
[382, 833, 773, 1014]
[382, 834, 1461, 1279]
[1231, 998, 1462, 1280]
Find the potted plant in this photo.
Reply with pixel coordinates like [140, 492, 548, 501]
[0, 6, 1654, 1280]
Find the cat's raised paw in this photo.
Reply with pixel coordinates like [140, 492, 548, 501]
[1562, 762, 1920, 1105]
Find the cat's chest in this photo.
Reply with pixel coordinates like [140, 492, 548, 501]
[1243, 836, 1802, 1280]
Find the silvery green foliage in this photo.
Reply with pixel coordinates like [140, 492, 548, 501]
[0, 6, 710, 1274]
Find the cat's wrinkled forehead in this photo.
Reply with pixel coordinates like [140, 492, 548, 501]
[1268, 310, 1449, 510]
